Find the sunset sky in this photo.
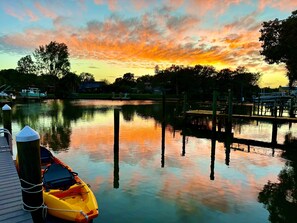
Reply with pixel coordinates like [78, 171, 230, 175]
[0, 0, 296, 87]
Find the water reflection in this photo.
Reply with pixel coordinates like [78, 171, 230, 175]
[258, 133, 297, 223]
[5, 99, 296, 222]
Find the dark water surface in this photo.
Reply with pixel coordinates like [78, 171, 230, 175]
[5, 99, 297, 223]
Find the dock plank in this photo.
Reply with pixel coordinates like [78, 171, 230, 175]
[0, 136, 33, 223]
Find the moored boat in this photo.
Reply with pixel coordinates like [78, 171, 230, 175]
[19, 87, 47, 100]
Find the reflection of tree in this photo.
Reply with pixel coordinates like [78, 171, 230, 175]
[258, 133, 297, 223]
[121, 105, 135, 121]
[42, 125, 71, 152]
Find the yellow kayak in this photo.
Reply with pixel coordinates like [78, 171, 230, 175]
[42, 148, 99, 223]
[43, 164, 98, 222]
[17, 146, 99, 222]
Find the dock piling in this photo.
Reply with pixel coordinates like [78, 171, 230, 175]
[212, 90, 218, 131]
[16, 126, 44, 223]
[2, 104, 12, 145]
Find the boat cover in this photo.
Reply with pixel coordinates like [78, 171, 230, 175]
[40, 146, 53, 164]
[43, 163, 77, 190]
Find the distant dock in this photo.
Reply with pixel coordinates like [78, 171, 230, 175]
[186, 109, 297, 123]
[0, 136, 33, 223]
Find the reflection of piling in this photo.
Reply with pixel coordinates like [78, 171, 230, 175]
[271, 122, 277, 145]
[113, 109, 120, 188]
[182, 133, 186, 156]
[161, 121, 166, 167]
[225, 138, 231, 166]
[2, 104, 12, 144]
[210, 137, 216, 181]
[161, 91, 166, 167]
[225, 89, 232, 166]
[16, 126, 44, 223]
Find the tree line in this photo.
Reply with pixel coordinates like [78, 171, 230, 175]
[0, 40, 261, 100]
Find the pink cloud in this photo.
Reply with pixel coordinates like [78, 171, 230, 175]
[34, 2, 57, 19]
[25, 8, 38, 21]
[184, 0, 242, 16]
[4, 5, 38, 21]
[93, 0, 120, 11]
[258, 0, 297, 11]
[4, 6, 24, 20]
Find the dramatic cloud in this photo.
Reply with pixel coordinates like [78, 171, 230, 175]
[0, 0, 295, 86]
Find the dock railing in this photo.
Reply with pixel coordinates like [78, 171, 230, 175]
[0, 128, 12, 154]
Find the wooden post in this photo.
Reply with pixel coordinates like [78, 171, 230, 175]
[224, 90, 233, 156]
[289, 98, 295, 118]
[114, 108, 120, 188]
[227, 89, 233, 126]
[16, 126, 44, 223]
[2, 104, 12, 144]
[273, 100, 277, 117]
[212, 90, 218, 131]
[182, 92, 187, 118]
[257, 94, 260, 115]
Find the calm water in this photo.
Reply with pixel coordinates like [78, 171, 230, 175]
[4, 99, 297, 223]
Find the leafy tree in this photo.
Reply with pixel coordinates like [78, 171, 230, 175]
[16, 55, 36, 74]
[112, 73, 136, 93]
[123, 72, 134, 81]
[56, 72, 80, 98]
[33, 41, 70, 78]
[79, 72, 95, 82]
[136, 75, 154, 93]
[259, 10, 297, 87]
[0, 69, 37, 89]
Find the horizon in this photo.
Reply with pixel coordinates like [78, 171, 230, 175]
[0, 0, 296, 88]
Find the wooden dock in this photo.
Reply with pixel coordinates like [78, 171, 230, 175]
[0, 137, 33, 223]
[186, 110, 297, 123]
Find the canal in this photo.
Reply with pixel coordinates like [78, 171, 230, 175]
[3, 99, 296, 223]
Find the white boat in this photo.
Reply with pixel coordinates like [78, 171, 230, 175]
[253, 92, 292, 103]
[19, 87, 47, 99]
[0, 85, 16, 102]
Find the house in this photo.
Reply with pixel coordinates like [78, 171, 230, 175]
[79, 81, 105, 93]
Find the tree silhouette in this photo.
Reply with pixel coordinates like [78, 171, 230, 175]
[34, 41, 70, 78]
[16, 55, 36, 75]
[259, 10, 297, 87]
